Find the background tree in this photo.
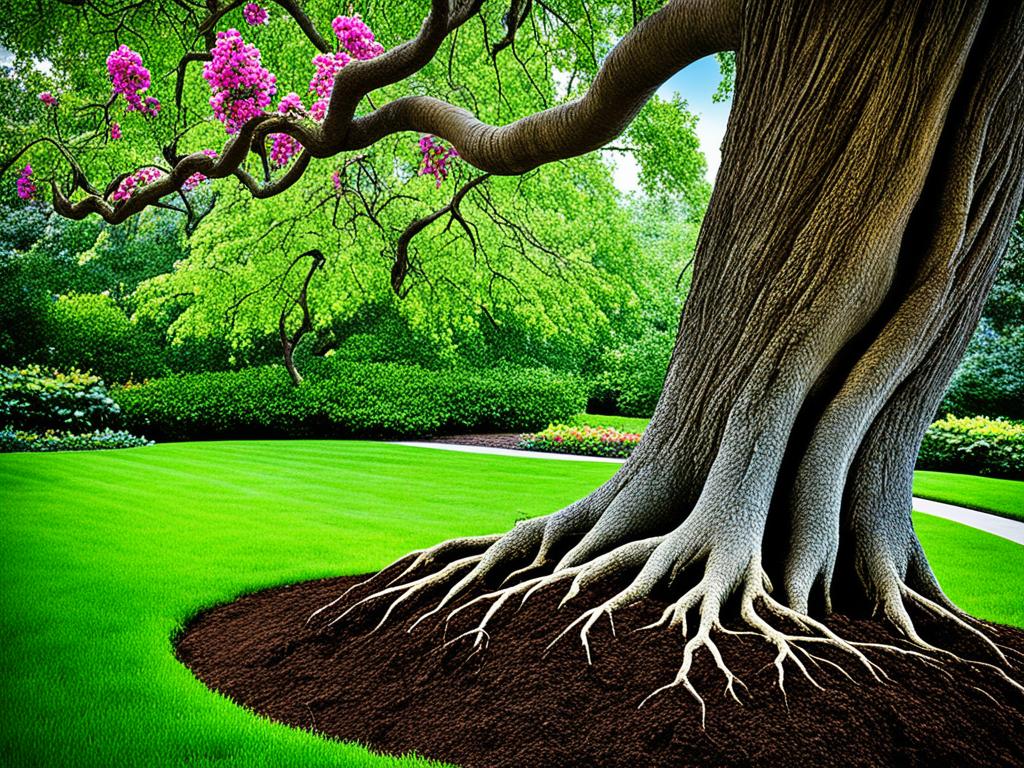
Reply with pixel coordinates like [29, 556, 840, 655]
[4, 0, 1023, 705]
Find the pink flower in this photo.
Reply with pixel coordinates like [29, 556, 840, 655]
[269, 132, 301, 167]
[38, 91, 58, 107]
[182, 172, 207, 191]
[242, 2, 269, 25]
[332, 14, 384, 60]
[418, 135, 459, 187]
[331, 169, 343, 191]
[309, 51, 350, 100]
[111, 166, 163, 202]
[277, 92, 303, 115]
[16, 164, 36, 200]
[202, 149, 219, 158]
[202, 29, 277, 133]
[107, 46, 154, 113]
[110, 122, 122, 140]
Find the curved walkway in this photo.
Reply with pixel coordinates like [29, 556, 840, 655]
[393, 441, 1024, 546]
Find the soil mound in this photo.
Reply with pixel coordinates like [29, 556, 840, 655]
[176, 571, 1024, 767]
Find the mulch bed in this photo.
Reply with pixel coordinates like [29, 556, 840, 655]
[177, 566, 1024, 767]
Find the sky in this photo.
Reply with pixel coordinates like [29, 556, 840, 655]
[608, 54, 733, 193]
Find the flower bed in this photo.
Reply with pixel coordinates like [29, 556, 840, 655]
[517, 424, 641, 458]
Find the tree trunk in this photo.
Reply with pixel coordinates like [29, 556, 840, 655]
[328, 0, 1024, 696]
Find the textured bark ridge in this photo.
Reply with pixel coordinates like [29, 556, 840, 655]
[316, 0, 1024, 707]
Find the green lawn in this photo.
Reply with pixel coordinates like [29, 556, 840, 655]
[1, 441, 1021, 766]
[913, 470, 1024, 522]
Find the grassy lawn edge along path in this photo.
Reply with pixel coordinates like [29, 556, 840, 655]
[1, 441, 1022, 767]
[913, 471, 1024, 523]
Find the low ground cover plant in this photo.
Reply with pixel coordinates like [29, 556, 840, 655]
[0, 365, 152, 452]
[0, 428, 152, 452]
[0, 365, 121, 432]
[518, 424, 642, 458]
[116, 359, 587, 440]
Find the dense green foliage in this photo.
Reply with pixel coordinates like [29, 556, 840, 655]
[0, 364, 121, 432]
[519, 423, 642, 458]
[115, 359, 586, 440]
[939, 214, 1024, 422]
[1, 441, 1020, 765]
[918, 415, 1024, 480]
[0, 427, 151, 452]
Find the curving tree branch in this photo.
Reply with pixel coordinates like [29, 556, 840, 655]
[30, 0, 739, 225]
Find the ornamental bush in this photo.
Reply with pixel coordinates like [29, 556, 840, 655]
[917, 415, 1024, 480]
[42, 293, 167, 383]
[518, 424, 642, 458]
[0, 365, 121, 432]
[0, 428, 152, 453]
[114, 360, 586, 440]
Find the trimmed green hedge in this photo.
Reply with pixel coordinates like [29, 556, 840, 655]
[115, 360, 587, 440]
[917, 415, 1023, 479]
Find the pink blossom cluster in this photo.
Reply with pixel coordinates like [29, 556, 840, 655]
[110, 122, 122, 140]
[418, 135, 459, 187]
[242, 2, 269, 25]
[331, 169, 343, 191]
[111, 166, 163, 202]
[16, 165, 36, 200]
[277, 92, 304, 115]
[270, 133, 301, 167]
[269, 93, 304, 167]
[203, 29, 277, 133]
[38, 91, 58, 107]
[183, 150, 219, 190]
[106, 45, 160, 115]
[309, 51, 350, 99]
[332, 14, 384, 60]
[183, 172, 207, 191]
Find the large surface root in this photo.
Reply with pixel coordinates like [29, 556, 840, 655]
[313, 515, 1021, 710]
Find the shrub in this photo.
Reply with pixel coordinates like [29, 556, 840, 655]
[0, 365, 122, 432]
[592, 330, 673, 417]
[917, 415, 1023, 479]
[940, 324, 1024, 421]
[43, 293, 167, 383]
[0, 428, 152, 453]
[115, 360, 587, 440]
[518, 424, 642, 458]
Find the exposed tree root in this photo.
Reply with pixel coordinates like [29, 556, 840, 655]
[313, 517, 1022, 718]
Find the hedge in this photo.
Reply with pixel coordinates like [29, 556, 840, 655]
[114, 360, 587, 440]
[917, 415, 1023, 479]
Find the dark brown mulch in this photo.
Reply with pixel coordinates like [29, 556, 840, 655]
[425, 433, 524, 450]
[176, 569, 1024, 768]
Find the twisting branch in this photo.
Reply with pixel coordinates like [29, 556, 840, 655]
[392, 172, 492, 295]
[22, 0, 739, 225]
[490, 0, 533, 58]
[279, 249, 327, 386]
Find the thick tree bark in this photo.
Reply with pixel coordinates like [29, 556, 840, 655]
[325, 0, 1024, 699]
